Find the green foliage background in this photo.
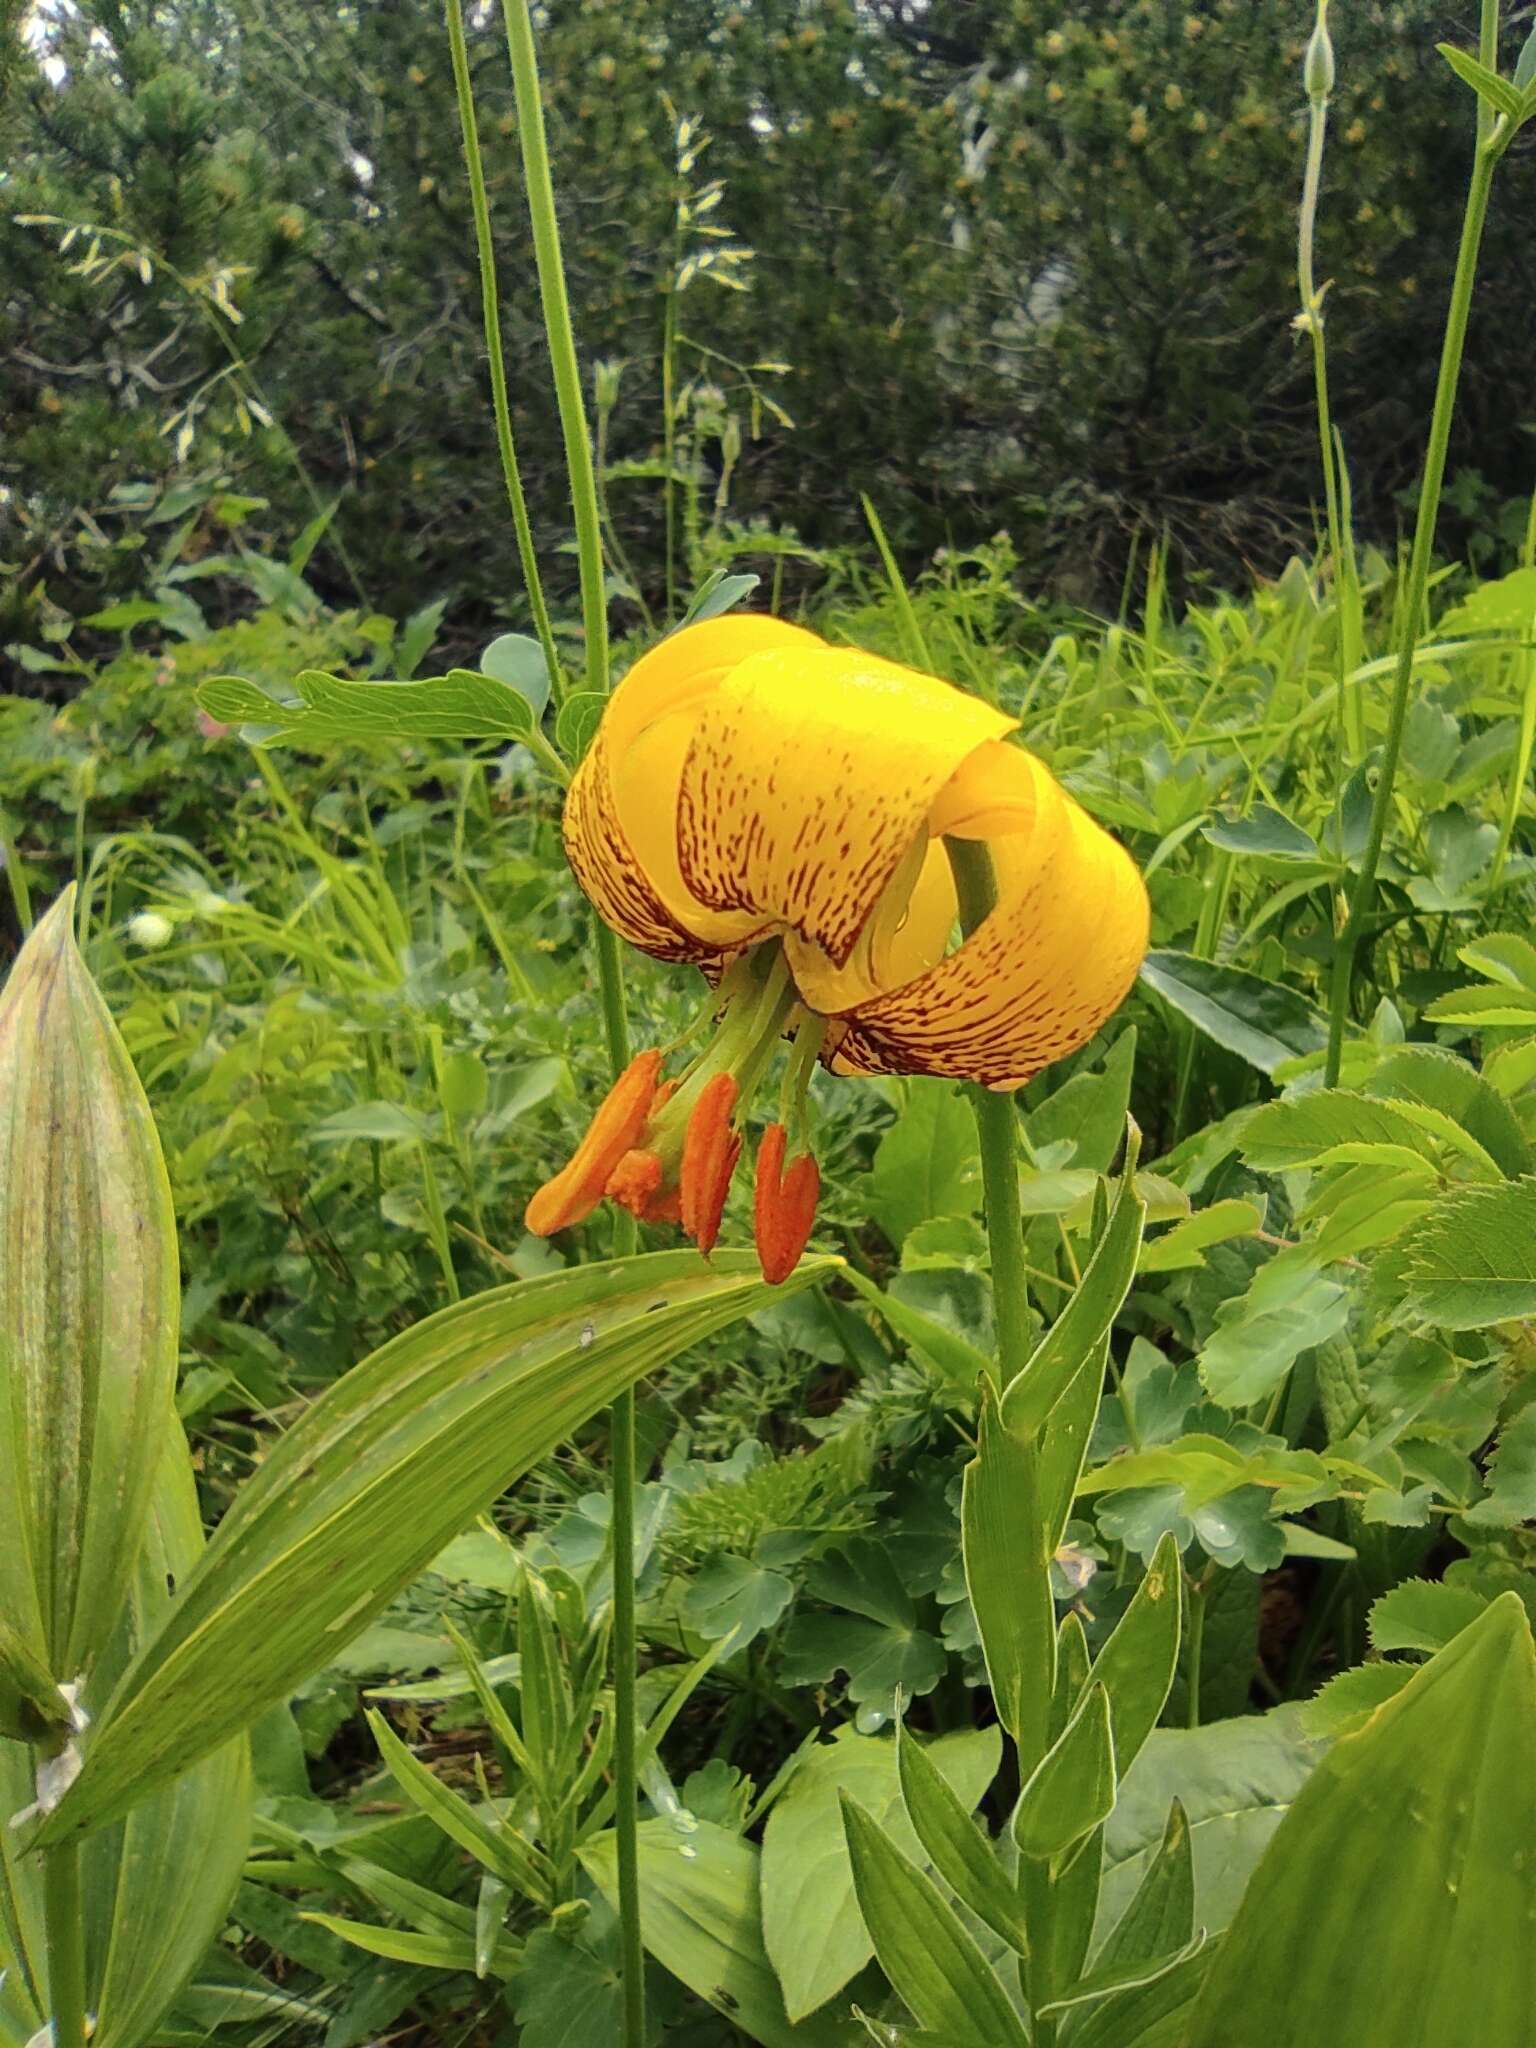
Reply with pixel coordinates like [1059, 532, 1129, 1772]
[5, 0, 1536, 657]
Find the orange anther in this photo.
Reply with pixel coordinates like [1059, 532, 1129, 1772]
[680, 1071, 741, 1254]
[525, 1050, 663, 1236]
[753, 1121, 820, 1284]
[607, 1147, 672, 1223]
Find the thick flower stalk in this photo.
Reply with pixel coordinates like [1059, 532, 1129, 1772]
[528, 616, 1148, 1281]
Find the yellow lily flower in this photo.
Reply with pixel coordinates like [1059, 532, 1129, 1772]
[528, 616, 1148, 1280]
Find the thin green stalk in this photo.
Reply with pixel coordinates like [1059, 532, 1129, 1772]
[500, 10, 638, 2036]
[1323, 36, 1505, 1086]
[663, 264, 680, 621]
[445, 0, 563, 705]
[1296, 0, 1360, 758]
[44, 1839, 88, 2048]
[1185, 1575, 1208, 1730]
[501, 0, 609, 697]
[946, 838, 1031, 1389]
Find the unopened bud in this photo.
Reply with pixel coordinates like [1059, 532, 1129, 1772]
[128, 910, 173, 949]
[1305, 2, 1335, 101]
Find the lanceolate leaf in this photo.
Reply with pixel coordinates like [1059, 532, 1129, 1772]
[840, 1795, 1028, 2045]
[1184, 1596, 1536, 2048]
[1138, 953, 1329, 1075]
[38, 1250, 834, 1846]
[0, 891, 179, 1683]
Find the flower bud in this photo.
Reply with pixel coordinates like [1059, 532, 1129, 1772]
[0, 890, 179, 1684]
[1305, 1, 1335, 102]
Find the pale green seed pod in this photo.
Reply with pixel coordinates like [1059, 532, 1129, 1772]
[0, 889, 179, 1691]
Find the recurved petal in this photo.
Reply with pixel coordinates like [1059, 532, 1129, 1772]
[563, 728, 711, 964]
[565, 614, 822, 964]
[676, 647, 1015, 971]
[832, 747, 1148, 1089]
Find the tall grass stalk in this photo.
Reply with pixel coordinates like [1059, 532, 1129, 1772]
[444, 0, 563, 705]
[499, 6, 643, 2038]
[1323, 0, 1510, 1085]
[1295, 0, 1363, 759]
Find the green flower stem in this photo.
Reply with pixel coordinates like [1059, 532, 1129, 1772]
[500, 9, 640, 2036]
[501, 0, 609, 699]
[44, 1837, 87, 2048]
[946, 838, 1031, 1389]
[1323, 35, 1504, 1087]
[445, 0, 563, 707]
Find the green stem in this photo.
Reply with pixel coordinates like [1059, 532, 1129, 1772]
[1185, 1574, 1208, 1730]
[44, 1839, 88, 2048]
[1322, 63, 1503, 1086]
[607, 1375, 645, 2048]
[501, 0, 609, 697]
[663, 268, 679, 622]
[946, 838, 1031, 1388]
[500, 10, 638, 2035]
[445, 0, 564, 706]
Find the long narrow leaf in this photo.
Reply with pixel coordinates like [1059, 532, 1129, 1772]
[38, 1249, 833, 1846]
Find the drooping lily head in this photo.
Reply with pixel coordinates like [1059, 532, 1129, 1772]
[528, 617, 1148, 1281]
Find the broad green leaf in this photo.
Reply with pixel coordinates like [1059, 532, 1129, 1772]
[762, 1724, 1000, 2021]
[1366, 1046, 1532, 1180]
[555, 690, 606, 761]
[511, 1917, 638, 2044]
[479, 631, 552, 718]
[868, 1083, 980, 1249]
[1138, 952, 1329, 1075]
[1026, 1029, 1138, 1175]
[1298, 1662, 1414, 1739]
[1437, 565, 1536, 635]
[581, 1820, 859, 2048]
[1400, 1178, 1536, 1327]
[1, 1433, 251, 2048]
[1093, 1799, 1194, 1973]
[1014, 1683, 1116, 1860]
[0, 891, 179, 1683]
[1138, 1199, 1261, 1275]
[1424, 983, 1536, 1028]
[1198, 1251, 1350, 1408]
[1368, 1578, 1491, 1655]
[1239, 1091, 1438, 1172]
[38, 1250, 833, 1846]
[841, 1795, 1028, 2045]
[1089, 1531, 1182, 1779]
[896, 1721, 1022, 1956]
[680, 569, 760, 626]
[197, 667, 537, 745]
[780, 1544, 946, 1712]
[1097, 1706, 1321, 1939]
[1457, 933, 1536, 992]
[1185, 1597, 1536, 2048]
[1462, 1401, 1536, 1526]
[1201, 806, 1319, 861]
[963, 1388, 1052, 1765]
